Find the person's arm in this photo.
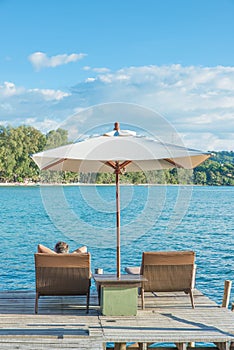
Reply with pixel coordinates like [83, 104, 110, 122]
[72, 245, 87, 253]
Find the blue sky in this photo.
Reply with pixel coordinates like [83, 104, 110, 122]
[1, 0, 234, 150]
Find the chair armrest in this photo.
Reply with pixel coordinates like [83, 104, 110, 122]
[125, 266, 141, 275]
[72, 246, 87, 253]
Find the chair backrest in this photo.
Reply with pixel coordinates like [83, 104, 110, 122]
[34, 253, 91, 295]
[141, 251, 195, 292]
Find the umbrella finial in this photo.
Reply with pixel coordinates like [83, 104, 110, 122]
[114, 122, 120, 131]
[113, 122, 120, 136]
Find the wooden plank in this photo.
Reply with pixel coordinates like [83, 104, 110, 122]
[0, 289, 233, 350]
[222, 280, 232, 308]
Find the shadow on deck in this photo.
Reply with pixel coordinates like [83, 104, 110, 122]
[0, 289, 233, 350]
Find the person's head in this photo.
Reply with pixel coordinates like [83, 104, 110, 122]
[54, 241, 69, 254]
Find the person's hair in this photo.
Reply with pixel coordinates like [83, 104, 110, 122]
[54, 241, 69, 254]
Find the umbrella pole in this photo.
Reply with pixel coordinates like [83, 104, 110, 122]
[116, 168, 121, 278]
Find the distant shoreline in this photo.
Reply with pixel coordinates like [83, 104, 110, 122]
[0, 182, 134, 186]
[0, 182, 153, 187]
[0, 182, 210, 187]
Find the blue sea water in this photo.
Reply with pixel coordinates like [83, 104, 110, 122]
[0, 185, 233, 306]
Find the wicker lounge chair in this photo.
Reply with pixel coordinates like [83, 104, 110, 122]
[34, 253, 91, 313]
[126, 251, 196, 309]
[141, 251, 196, 309]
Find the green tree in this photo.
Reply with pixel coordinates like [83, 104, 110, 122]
[45, 128, 69, 149]
[1, 124, 234, 186]
[0, 125, 46, 182]
[40, 128, 70, 183]
[194, 171, 207, 185]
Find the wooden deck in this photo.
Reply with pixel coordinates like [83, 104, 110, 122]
[0, 289, 233, 349]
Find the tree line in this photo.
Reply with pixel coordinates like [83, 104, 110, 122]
[0, 125, 234, 186]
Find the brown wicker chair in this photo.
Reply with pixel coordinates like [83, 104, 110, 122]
[139, 251, 196, 309]
[34, 253, 91, 314]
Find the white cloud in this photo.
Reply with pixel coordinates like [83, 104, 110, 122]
[0, 81, 25, 97]
[29, 88, 71, 101]
[24, 117, 60, 133]
[98, 73, 130, 83]
[83, 66, 91, 71]
[182, 132, 234, 151]
[85, 77, 96, 83]
[93, 67, 110, 73]
[0, 103, 13, 111]
[28, 52, 87, 70]
[0, 82, 72, 131]
[83, 66, 110, 73]
[0, 82, 69, 102]
[1, 64, 234, 150]
[68, 64, 234, 150]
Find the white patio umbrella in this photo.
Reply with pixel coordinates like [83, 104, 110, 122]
[32, 122, 210, 278]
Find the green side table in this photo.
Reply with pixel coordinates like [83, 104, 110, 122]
[101, 284, 138, 316]
[93, 274, 147, 316]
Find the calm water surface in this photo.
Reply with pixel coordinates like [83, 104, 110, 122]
[0, 185, 233, 306]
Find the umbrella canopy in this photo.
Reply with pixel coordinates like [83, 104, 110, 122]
[32, 122, 210, 277]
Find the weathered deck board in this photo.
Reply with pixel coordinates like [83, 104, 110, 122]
[0, 289, 233, 349]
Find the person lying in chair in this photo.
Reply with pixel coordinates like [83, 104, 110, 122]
[38, 242, 87, 254]
[35, 242, 91, 314]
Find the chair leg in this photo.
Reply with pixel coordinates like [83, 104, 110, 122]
[114, 343, 126, 350]
[141, 288, 145, 310]
[97, 284, 101, 305]
[189, 289, 195, 309]
[35, 292, 39, 314]
[86, 287, 90, 314]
